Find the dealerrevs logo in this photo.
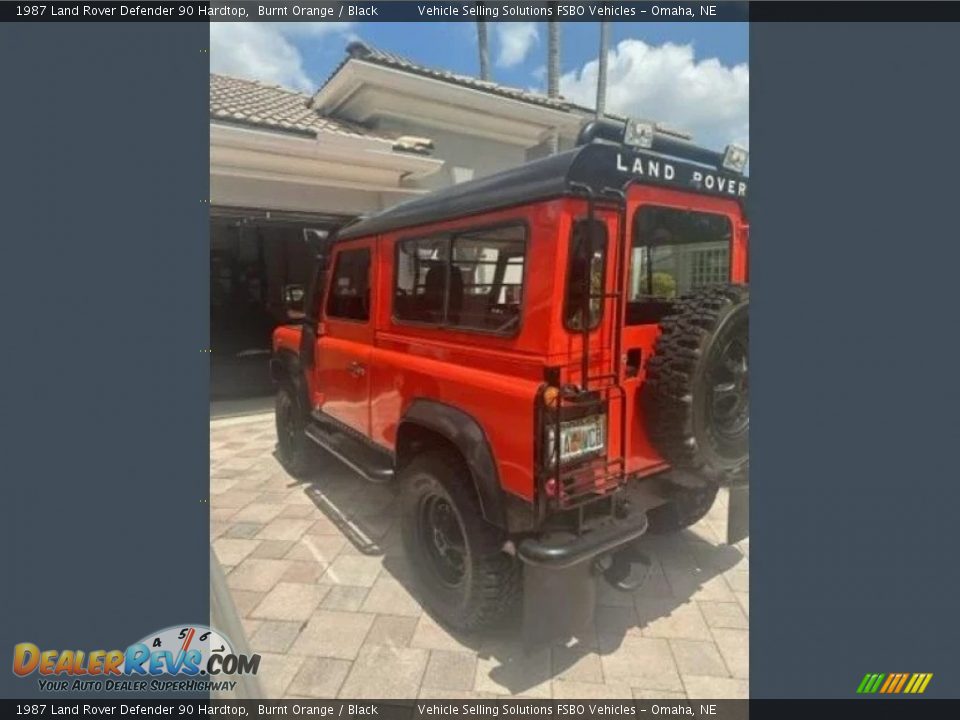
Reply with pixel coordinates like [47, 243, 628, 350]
[12, 625, 260, 693]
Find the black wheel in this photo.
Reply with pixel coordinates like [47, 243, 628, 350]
[643, 285, 750, 478]
[399, 451, 519, 631]
[646, 476, 720, 534]
[275, 382, 312, 477]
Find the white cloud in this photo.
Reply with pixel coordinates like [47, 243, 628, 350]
[560, 39, 749, 150]
[495, 23, 538, 68]
[210, 23, 353, 91]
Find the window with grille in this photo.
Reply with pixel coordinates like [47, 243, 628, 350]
[690, 247, 731, 288]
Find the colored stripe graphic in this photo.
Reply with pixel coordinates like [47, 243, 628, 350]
[858, 673, 933, 694]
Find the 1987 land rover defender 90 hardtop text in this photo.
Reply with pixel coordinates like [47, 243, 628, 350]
[271, 118, 749, 644]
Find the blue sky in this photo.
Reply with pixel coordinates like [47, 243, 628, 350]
[211, 21, 749, 149]
[298, 22, 748, 91]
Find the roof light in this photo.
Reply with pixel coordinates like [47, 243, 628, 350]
[623, 119, 655, 149]
[722, 144, 749, 174]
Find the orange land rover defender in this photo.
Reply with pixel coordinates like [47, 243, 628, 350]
[271, 118, 749, 644]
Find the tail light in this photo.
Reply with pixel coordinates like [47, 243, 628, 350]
[540, 385, 607, 470]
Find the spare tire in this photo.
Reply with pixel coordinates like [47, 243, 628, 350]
[643, 285, 749, 479]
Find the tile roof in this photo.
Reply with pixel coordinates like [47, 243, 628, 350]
[210, 73, 433, 154]
[210, 73, 376, 138]
[326, 40, 588, 113]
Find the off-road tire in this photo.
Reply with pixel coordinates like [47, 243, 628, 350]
[399, 450, 520, 631]
[644, 284, 750, 479]
[647, 477, 720, 534]
[275, 382, 313, 478]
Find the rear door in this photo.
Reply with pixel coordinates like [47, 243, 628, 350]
[315, 240, 375, 436]
[620, 185, 745, 475]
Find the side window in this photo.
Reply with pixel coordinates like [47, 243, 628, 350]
[451, 226, 526, 333]
[326, 247, 371, 322]
[394, 225, 527, 335]
[564, 220, 608, 331]
[394, 236, 449, 324]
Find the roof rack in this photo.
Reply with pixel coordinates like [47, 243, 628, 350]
[578, 117, 731, 174]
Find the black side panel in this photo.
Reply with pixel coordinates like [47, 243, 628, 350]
[299, 322, 316, 370]
[271, 348, 300, 383]
[401, 399, 507, 529]
[300, 260, 324, 369]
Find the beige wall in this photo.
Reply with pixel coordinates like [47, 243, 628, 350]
[375, 119, 531, 192]
[210, 174, 412, 216]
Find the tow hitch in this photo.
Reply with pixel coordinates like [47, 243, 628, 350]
[596, 542, 653, 591]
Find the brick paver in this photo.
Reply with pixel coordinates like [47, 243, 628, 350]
[211, 413, 749, 699]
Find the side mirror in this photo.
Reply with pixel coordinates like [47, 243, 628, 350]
[282, 284, 305, 320]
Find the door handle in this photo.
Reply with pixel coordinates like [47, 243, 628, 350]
[348, 361, 366, 378]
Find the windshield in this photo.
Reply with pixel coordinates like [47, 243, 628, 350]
[626, 206, 732, 325]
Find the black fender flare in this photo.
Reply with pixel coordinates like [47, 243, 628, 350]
[399, 399, 507, 529]
[270, 350, 309, 416]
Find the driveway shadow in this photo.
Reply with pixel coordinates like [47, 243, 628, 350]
[292, 444, 744, 696]
[478, 530, 743, 695]
[286, 446, 399, 556]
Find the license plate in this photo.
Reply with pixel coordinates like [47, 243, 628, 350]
[550, 415, 606, 464]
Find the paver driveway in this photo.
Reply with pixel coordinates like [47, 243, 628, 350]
[211, 412, 749, 700]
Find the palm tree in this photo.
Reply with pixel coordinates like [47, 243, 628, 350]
[596, 22, 610, 119]
[547, 6, 561, 153]
[476, 7, 490, 81]
[547, 11, 560, 99]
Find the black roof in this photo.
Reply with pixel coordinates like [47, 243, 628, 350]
[337, 136, 748, 241]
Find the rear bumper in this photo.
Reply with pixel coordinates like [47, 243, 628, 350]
[516, 511, 649, 570]
[517, 509, 649, 647]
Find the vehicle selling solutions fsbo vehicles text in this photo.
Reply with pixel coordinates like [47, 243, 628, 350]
[416, 4, 716, 18]
[417, 4, 638, 18]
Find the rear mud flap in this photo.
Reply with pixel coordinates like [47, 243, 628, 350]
[522, 560, 596, 648]
[726, 483, 749, 545]
[517, 511, 649, 648]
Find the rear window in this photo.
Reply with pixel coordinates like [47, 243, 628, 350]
[630, 207, 732, 298]
[394, 224, 527, 335]
[627, 206, 732, 325]
[564, 219, 608, 331]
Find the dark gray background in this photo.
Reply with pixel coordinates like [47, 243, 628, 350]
[750, 22, 960, 697]
[0, 23, 210, 698]
[1, 17, 959, 701]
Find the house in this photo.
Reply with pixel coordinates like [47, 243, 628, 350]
[210, 41, 600, 397]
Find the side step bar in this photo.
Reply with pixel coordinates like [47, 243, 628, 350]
[304, 417, 394, 484]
